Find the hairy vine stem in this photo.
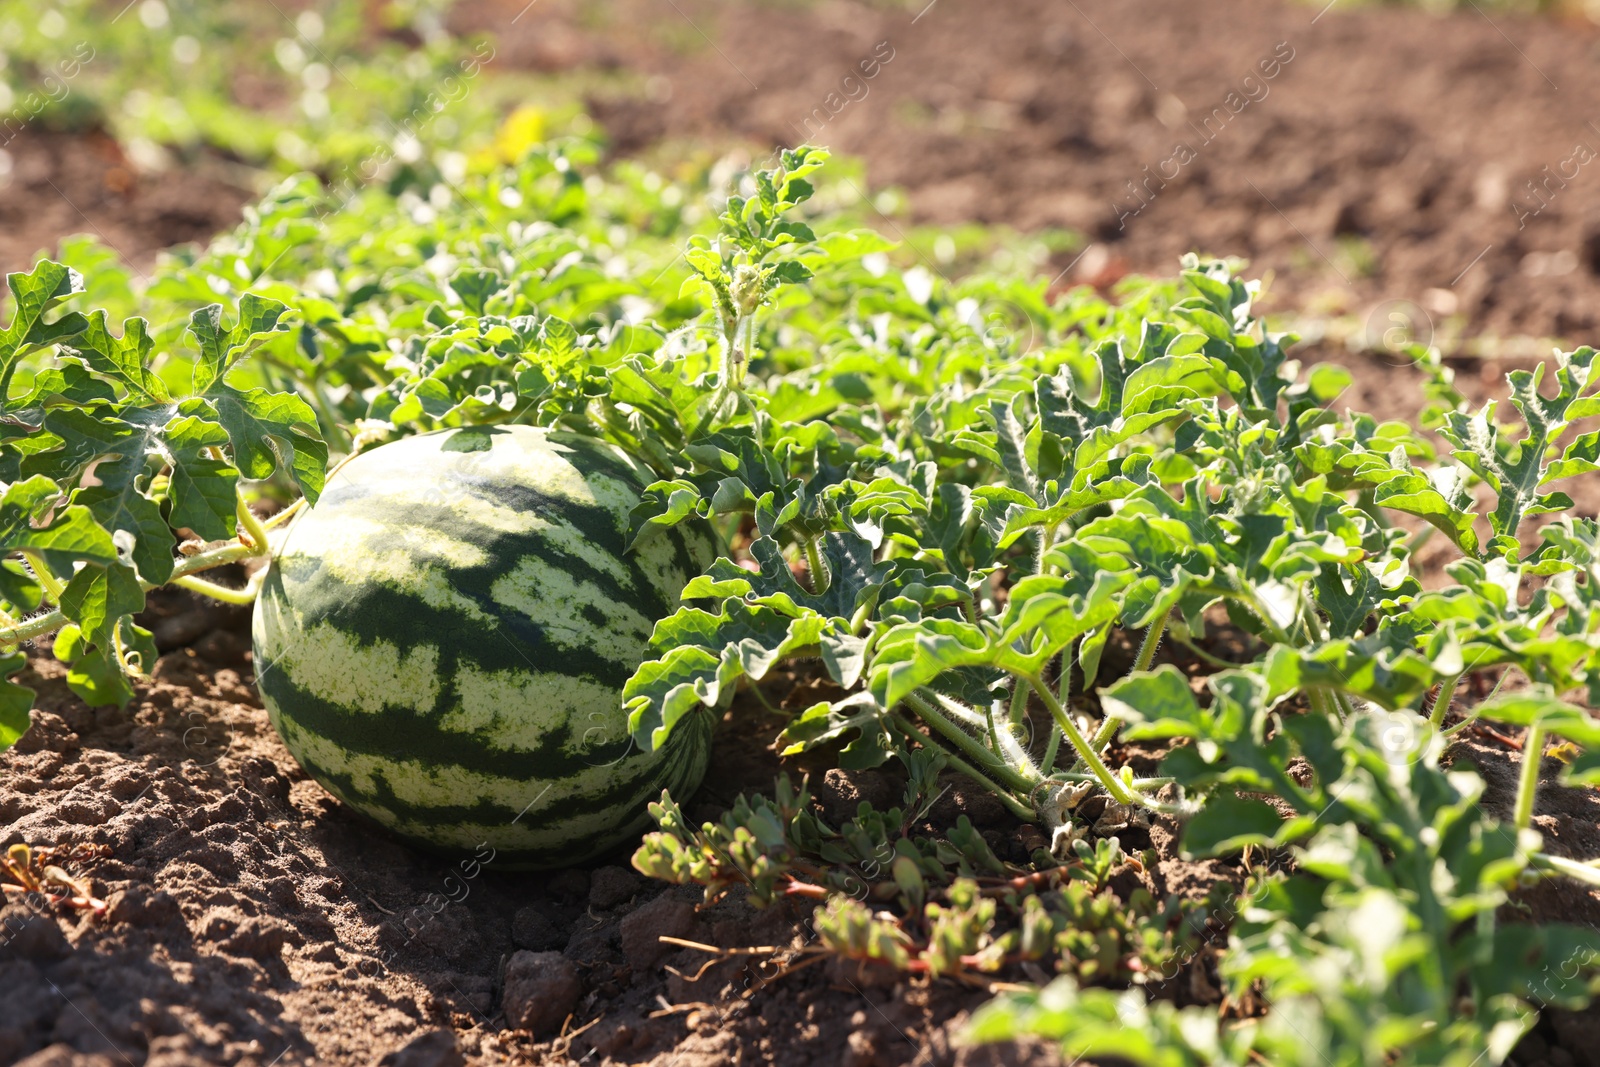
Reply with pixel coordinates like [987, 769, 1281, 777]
[0, 490, 275, 649]
[802, 536, 830, 596]
[889, 710, 1033, 822]
[1022, 674, 1135, 807]
[689, 304, 749, 441]
[1514, 724, 1547, 832]
[173, 568, 267, 606]
[19, 551, 66, 604]
[1069, 610, 1174, 780]
[1428, 673, 1461, 728]
[1132, 609, 1170, 673]
[903, 690, 1037, 797]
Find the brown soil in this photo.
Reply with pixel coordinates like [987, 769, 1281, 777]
[458, 0, 1600, 347]
[0, 130, 251, 278]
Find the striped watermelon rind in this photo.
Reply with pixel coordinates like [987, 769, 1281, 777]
[252, 424, 716, 869]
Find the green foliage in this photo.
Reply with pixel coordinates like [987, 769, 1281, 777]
[0, 259, 315, 706]
[970, 713, 1600, 1066]
[3, 130, 1599, 1067]
[633, 768, 1231, 986]
[0, 0, 499, 181]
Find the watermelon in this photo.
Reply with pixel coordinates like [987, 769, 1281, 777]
[252, 425, 716, 868]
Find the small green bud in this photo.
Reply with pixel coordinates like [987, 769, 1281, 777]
[730, 263, 764, 316]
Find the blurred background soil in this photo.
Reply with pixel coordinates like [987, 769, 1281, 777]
[13, 0, 1600, 351]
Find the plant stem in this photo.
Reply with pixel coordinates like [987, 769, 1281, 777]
[1034, 523, 1057, 575]
[1081, 717, 1121, 765]
[922, 689, 989, 732]
[689, 312, 747, 440]
[903, 690, 1037, 795]
[982, 696, 1002, 754]
[1022, 673, 1134, 806]
[175, 540, 268, 579]
[1532, 852, 1600, 887]
[1038, 649, 1072, 774]
[1039, 726, 1062, 776]
[1443, 673, 1508, 736]
[803, 536, 829, 595]
[889, 711, 1033, 821]
[237, 493, 271, 551]
[934, 689, 1039, 780]
[262, 498, 306, 531]
[1172, 633, 1237, 669]
[0, 536, 270, 648]
[1332, 690, 1357, 721]
[848, 593, 877, 636]
[0, 609, 66, 648]
[1065, 628, 1135, 775]
[1299, 590, 1326, 645]
[1309, 688, 1351, 723]
[1514, 724, 1546, 832]
[1007, 680, 1030, 727]
[1057, 641, 1074, 704]
[20, 551, 66, 605]
[1133, 608, 1170, 672]
[1048, 771, 1176, 792]
[943, 757, 1032, 820]
[173, 570, 264, 606]
[690, 385, 732, 441]
[1428, 674, 1461, 727]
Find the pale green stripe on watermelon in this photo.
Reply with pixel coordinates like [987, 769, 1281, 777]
[441, 663, 630, 752]
[264, 618, 443, 716]
[290, 514, 494, 623]
[260, 610, 631, 750]
[487, 557, 659, 665]
[324, 427, 645, 524]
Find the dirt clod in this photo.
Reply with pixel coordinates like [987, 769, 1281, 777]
[1, 913, 71, 962]
[588, 865, 644, 910]
[509, 905, 563, 951]
[619, 893, 698, 972]
[546, 868, 590, 903]
[501, 950, 584, 1035]
[103, 886, 181, 928]
[374, 1030, 465, 1067]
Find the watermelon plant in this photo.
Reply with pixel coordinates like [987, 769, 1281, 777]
[3, 136, 1600, 1064]
[0, 0, 500, 181]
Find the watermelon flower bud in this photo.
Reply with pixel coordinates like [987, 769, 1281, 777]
[730, 263, 764, 317]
